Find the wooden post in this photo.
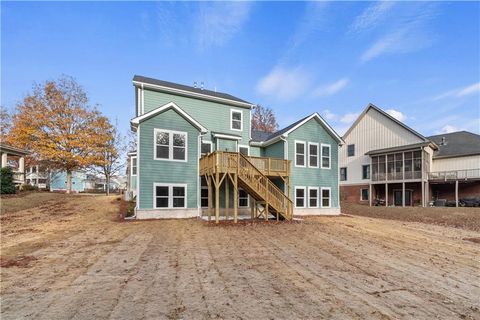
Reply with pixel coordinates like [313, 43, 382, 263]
[455, 180, 459, 207]
[215, 172, 220, 224]
[265, 203, 269, 221]
[233, 173, 238, 224]
[225, 177, 229, 221]
[251, 199, 255, 220]
[421, 180, 425, 207]
[207, 175, 212, 222]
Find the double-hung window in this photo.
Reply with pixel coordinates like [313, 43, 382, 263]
[321, 144, 331, 169]
[295, 141, 306, 167]
[340, 167, 347, 181]
[308, 187, 319, 208]
[347, 144, 355, 157]
[362, 165, 370, 180]
[231, 109, 243, 131]
[155, 129, 187, 161]
[201, 141, 212, 157]
[131, 157, 137, 176]
[321, 187, 331, 208]
[154, 184, 187, 209]
[238, 188, 249, 207]
[295, 187, 306, 208]
[308, 142, 319, 168]
[361, 188, 369, 201]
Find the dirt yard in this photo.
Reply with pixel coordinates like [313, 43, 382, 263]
[1, 194, 479, 319]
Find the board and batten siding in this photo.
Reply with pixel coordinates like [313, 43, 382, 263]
[138, 108, 199, 210]
[340, 108, 424, 185]
[432, 155, 480, 172]
[287, 118, 340, 209]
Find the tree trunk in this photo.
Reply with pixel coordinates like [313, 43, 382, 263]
[106, 174, 110, 196]
[66, 170, 72, 194]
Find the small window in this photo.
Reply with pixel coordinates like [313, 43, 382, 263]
[295, 141, 306, 167]
[201, 178, 208, 208]
[154, 184, 187, 209]
[131, 156, 137, 176]
[321, 188, 331, 208]
[201, 141, 212, 157]
[238, 145, 249, 156]
[155, 186, 169, 208]
[347, 144, 355, 157]
[239, 188, 249, 207]
[155, 129, 187, 161]
[295, 187, 306, 208]
[362, 165, 370, 180]
[361, 188, 369, 201]
[321, 144, 331, 169]
[308, 187, 318, 208]
[231, 109, 243, 131]
[340, 167, 347, 181]
[308, 143, 319, 168]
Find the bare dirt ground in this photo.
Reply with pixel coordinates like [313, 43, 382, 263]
[1, 194, 479, 319]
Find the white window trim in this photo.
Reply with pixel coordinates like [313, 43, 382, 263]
[153, 128, 188, 162]
[238, 144, 250, 156]
[153, 183, 187, 209]
[294, 140, 306, 168]
[201, 140, 213, 156]
[308, 187, 319, 208]
[238, 188, 250, 208]
[362, 164, 370, 180]
[131, 156, 137, 176]
[321, 187, 331, 208]
[295, 186, 306, 208]
[308, 142, 319, 168]
[360, 188, 369, 201]
[321, 143, 331, 169]
[230, 109, 243, 132]
[340, 167, 347, 181]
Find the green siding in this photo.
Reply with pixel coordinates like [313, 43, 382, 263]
[287, 118, 339, 208]
[217, 138, 236, 152]
[250, 146, 261, 157]
[138, 109, 199, 209]
[262, 140, 285, 159]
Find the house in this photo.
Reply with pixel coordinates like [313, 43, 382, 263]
[26, 165, 49, 189]
[50, 170, 87, 193]
[126, 75, 343, 221]
[339, 104, 480, 206]
[0, 144, 30, 186]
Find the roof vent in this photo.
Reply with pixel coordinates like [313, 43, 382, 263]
[193, 81, 197, 88]
[200, 81, 204, 90]
[440, 137, 447, 145]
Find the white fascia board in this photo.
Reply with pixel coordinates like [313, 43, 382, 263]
[249, 135, 285, 147]
[283, 113, 344, 145]
[132, 81, 253, 109]
[130, 101, 208, 133]
[212, 133, 242, 140]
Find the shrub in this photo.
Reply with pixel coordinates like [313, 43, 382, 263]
[0, 167, 16, 194]
[20, 184, 39, 191]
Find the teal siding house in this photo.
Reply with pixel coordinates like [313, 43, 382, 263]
[50, 170, 86, 193]
[128, 75, 343, 221]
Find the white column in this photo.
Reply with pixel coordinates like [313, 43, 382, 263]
[1, 152, 7, 168]
[385, 183, 388, 207]
[19, 156, 25, 173]
[421, 181, 425, 207]
[455, 180, 459, 207]
[402, 182, 405, 207]
[369, 184, 372, 207]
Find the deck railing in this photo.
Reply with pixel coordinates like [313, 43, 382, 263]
[428, 169, 480, 181]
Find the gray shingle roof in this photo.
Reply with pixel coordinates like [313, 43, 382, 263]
[428, 131, 480, 158]
[251, 115, 312, 143]
[133, 75, 252, 105]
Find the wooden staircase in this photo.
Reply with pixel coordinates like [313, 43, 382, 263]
[200, 151, 293, 223]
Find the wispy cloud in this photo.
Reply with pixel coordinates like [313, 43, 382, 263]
[434, 118, 480, 134]
[340, 112, 359, 124]
[322, 109, 337, 121]
[196, 2, 251, 50]
[433, 82, 480, 100]
[350, 1, 395, 33]
[313, 78, 349, 97]
[256, 66, 311, 101]
[437, 125, 460, 134]
[385, 109, 407, 122]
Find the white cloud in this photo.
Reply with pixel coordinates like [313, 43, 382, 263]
[350, 1, 395, 33]
[313, 78, 349, 97]
[340, 112, 359, 124]
[433, 82, 480, 100]
[196, 2, 251, 50]
[256, 66, 311, 101]
[385, 109, 407, 122]
[322, 109, 337, 121]
[437, 125, 460, 134]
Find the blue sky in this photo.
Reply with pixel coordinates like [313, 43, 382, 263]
[2, 1, 479, 137]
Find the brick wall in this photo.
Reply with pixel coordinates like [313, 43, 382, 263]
[430, 181, 480, 200]
[340, 185, 370, 204]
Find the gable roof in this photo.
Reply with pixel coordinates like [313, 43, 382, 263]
[427, 131, 480, 158]
[130, 101, 207, 133]
[343, 103, 429, 142]
[133, 75, 253, 108]
[251, 113, 344, 146]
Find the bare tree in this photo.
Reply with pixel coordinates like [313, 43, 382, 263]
[251, 105, 278, 133]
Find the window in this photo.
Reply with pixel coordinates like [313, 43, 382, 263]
[321, 187, 331, 208]
[308, 187, 319, 208]
[362, 165, 370, 180]
[340, 167, 347, 181]
[295, 141, 306, 167]
[308, 143, 319, 168]
[201, 141, 212, 157]
[361, 188, 369, 201]
[295, 187, 306, 208]
[201, 179, 208, 208]
[321, 144, 331, 169]
[238, 145, 249, 156]
[155, 129, 187, 161]
[347, 144, 355, 157]
[131, 156, 137, 176]
[230, 109, 243, 131]
[154, 184, 187, 209]
[239, 188, 249, 207]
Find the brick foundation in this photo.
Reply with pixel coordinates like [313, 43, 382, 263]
[340, 185, 370, 204]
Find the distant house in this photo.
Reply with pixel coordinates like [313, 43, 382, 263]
[339, 104, 480, 206]
[0, 144, 30, 186]
[126, 75, 343, 221]
[50, 171, 87, 193]
[26, 165, 49, 189]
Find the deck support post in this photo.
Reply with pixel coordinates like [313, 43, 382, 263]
[233, 173, 238, 224]
[385, 183, 388, 207]
[215, 172, 220, 224]
[207, 175, 212, 222]
[251, 199, 255, 220]
[455, 180, 459, 207]
[421, 180, 425, 207]
[225, 177, 229, 221]
[369, 184, 372, 207]
[402, 182, 405, 207]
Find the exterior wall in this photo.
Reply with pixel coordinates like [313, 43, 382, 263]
[372, 182, 422, 206]
[216, 138, 236, 152]
[430, 182, 480, 200]
[432, 155, 480, 172]
[340, 184, 370, 204]
[287, 118, 340, 212]
[262, 140, 285, 159]
[50, 171, 86, 192]
[250, 146, 261, 157]
[137, 108, 199, 211]
[340, 108, 424, 185]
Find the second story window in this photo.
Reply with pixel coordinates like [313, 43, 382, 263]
[347, 144, 355, 157]
[321, 144, 331, 169]
[201, 141, 212, 157]
[340, 167, 347, 181]
[239, 145, 249, 156]
[362, 164, 370, 179]
[308, 143, 319, 168]
[295, 141, 306, 167]
[231, 109, 243, 131]
[131, 157, 137, 176]
[155, 129, 187, 162]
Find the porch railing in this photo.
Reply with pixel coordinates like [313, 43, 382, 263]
[428, 169, 480, 181]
